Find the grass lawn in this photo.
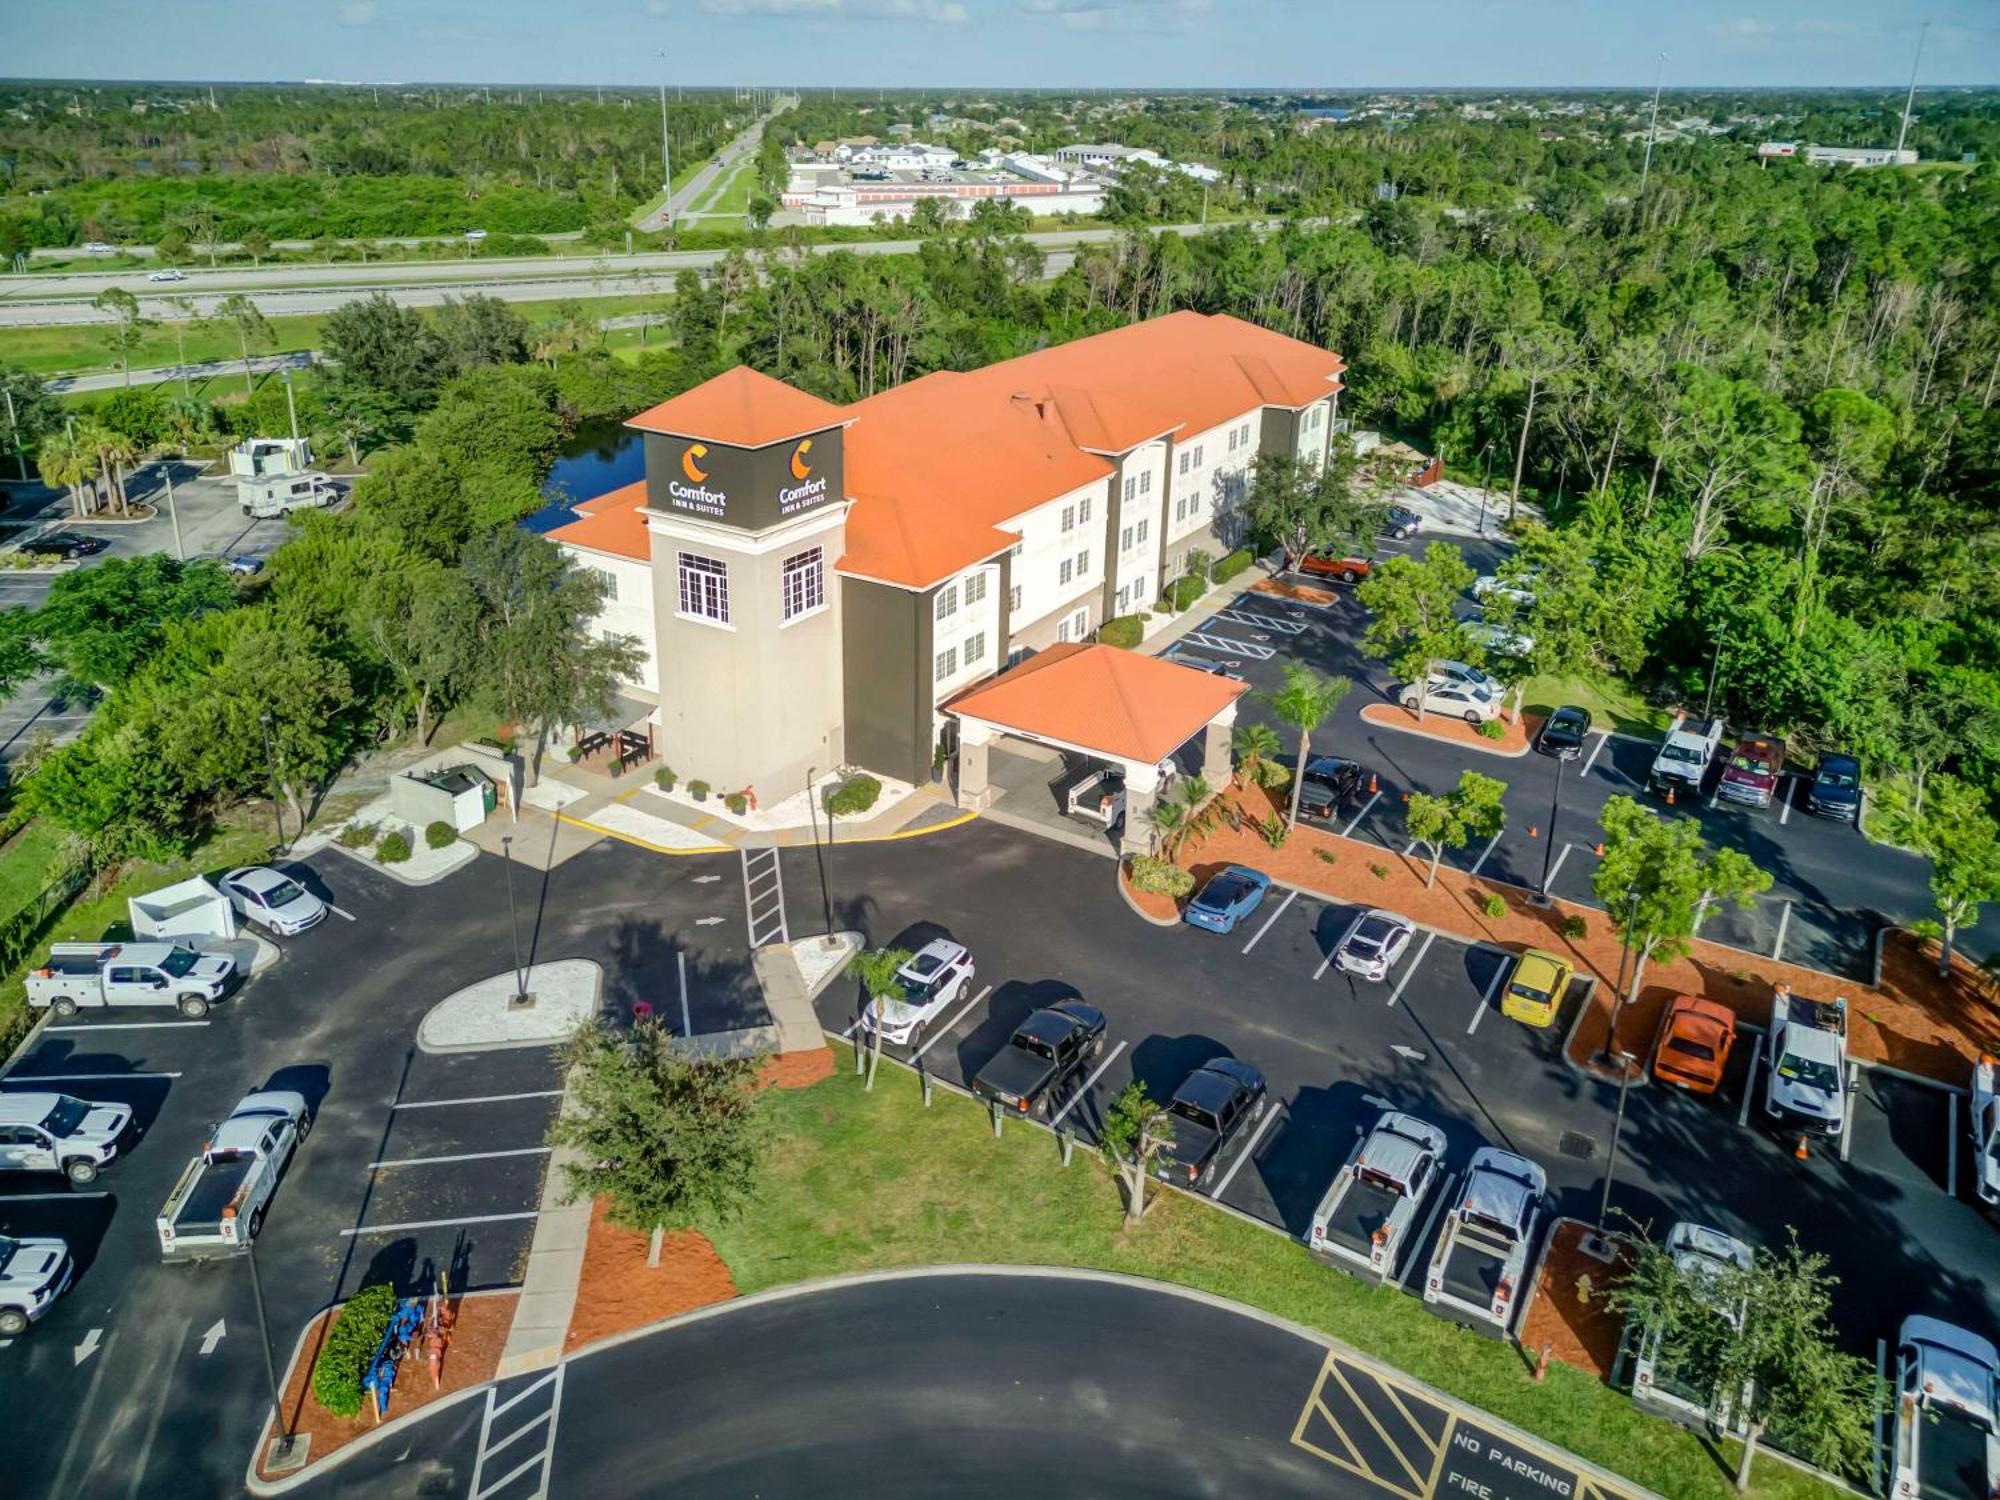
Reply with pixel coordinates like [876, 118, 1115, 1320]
[0, 315, 331, 379]
[697, 157, 757, 218]
[691, 1044, 1845, 1500]
[1518, 669, 1672, 738]
[0, 819, 83, 925]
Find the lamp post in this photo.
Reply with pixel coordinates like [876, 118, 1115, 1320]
[501, 833, 529, 1006]
[1595, 1048, 1640, 1231]
[656, 53, 674, 224]
[1531, 754, 1564, 907]
[1477, 440, 1495, 536]
[1637, 52, 1667, 201]
[248, 1238, 307, 1471]
[2, 386, 25, 482]
[1596, 885, 1642, 1069]
[161, 464, 185, 561]
[1702, 631, 1725, 722]
[258, 712, 284, 850]
[281, 368, 299, 445]
[805, 766, 833, 937]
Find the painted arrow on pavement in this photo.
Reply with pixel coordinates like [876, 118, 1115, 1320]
[695, 916, 724, 926]
[199, 1318, 226, 1356]
[1389, 1045, 1428, 1063]
[73, 1328, 102, 1366]
[691, 875, 722, 884]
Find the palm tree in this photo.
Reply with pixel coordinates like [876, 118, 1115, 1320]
[163, 394, 213, 455]
[1147, 776, 1214, 860]
[35, 428, 97, 518]
[1231, 722, 1281, 790]
[1264, 664, 1353, 829]
[845, 946, 912, 1090]
[79, 423, 136, 515]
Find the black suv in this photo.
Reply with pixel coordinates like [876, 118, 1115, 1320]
[969, 1002, 1106, 1118]
[1536, 705, 1592, 761]
[1296, 755, 1366, 822]
[1155, 1058, 1267, 1189]
[20, 533, 107, 561]
[1806, 752, 1860, 821]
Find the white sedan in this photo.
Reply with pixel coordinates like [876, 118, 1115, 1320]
[1466, 619, 1534, 658]
[147, 269, 188, 283]
[861, 938, 976, 1048]
[220, 866, 329, 936]
[1973, 1055, 1998, 1205]
[1399, 678, 1501, 724]
[1473, 573, 1537, 607]
[1333, 910, 1418, 981]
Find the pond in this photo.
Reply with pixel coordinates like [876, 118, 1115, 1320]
[521, 417, 644, 533]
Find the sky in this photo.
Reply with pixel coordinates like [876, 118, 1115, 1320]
[5, 0, 1995, 91]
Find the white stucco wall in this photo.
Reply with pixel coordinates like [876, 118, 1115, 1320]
[563, 547, 659, 696]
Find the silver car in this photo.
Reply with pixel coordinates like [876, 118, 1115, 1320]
[1333, 910, 1418, 981]
[221, 866, 328, 936]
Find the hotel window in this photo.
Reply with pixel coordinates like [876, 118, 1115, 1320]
[1120, 525, 1134, 552]
[964, 572, 988, 606]
[963, 630, 986, 666]
[1178, 451, 1190, 476]
[1139, 471, 1152, 496]
[1116, 583, 1131, 613]
[1122, 476, 1136, 504]
[934, 645, 958, 682]
[935, 585, 958, 622]
[780, 546, 825, 623]
[676, 552, 729, 624]
[1193, 444, 1204, 467]
[1061, 504, 1075, 533]
[1059, 558, 1074, 586]
[1078, 495, 1092, 523]
[1009, 584, 1022, 613]
[1136, 519, 1149, 544]
[1057, 607, 1089, 644]
[1239, 421, 1253, 447]
[1227, 428, 1239, 454]
[1075, 549, 1089, 577]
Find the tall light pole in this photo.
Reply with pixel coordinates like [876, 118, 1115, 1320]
[258, 712, 284, 850]
[162, 464, 185, 561]
[806, 767, 833, 937]
[1596, 886, 1642, 1070]
[1894, 21, 1930, 160]
[1637, 52, 1667, 201]
[657, 53, 674, 226]
[502, 833, 528, 1006]
[248, 1239, 307, 1471]
[1531, 754, 1565, 907]
[2, 386, 25, 482]
[281, 367, 299, 445]
[1595, 1049, 1640, 1231]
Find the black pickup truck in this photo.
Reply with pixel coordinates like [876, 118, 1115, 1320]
[1297, 756, 1366, 823]
[1155, 1058, 1267, 1189]
[970, 1002, 1106, 1117]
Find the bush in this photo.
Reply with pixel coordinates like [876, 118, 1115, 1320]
[1477, 719, 1506, 740]
[336, 820, 376, 850]
[1315, 847, 1338, 866]
[1095, 614, 1144, 649]
[688, 779, 710, 800]
[1160, 575, 1204, 611]
[311, 1283, 398, 1418]
[1561, 913, 1588, 940]
[1369, 862, 1390, 879]
[376, 830, 412, 864]
[1257, 814, 1289, 849]
[1127, 855, 1194, 898]
[725, 791, 748, 815]
[1478, 891, 1507, 919]
[424, 820, 455, 850]
[654, 765, 676, 790]
[823, 774, 882, 818]
[1211, 548, 1253, 584]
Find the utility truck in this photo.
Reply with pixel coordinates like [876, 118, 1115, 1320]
[1651, 714, 1725, 800]
[156, 1090, 309, 1261]
[26, 942, 234, 1018]
[1765, 992, 1850, 1142]
[1308, 1111, 1447, 1282]
[1423, 1147, 1545, 1335]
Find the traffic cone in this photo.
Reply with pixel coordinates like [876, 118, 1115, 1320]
[1794, 1134, 1810, 1161]
[1593, 841, 1605, 857]
[1666, 785, 1676, 805]
[1369, 773, 1379, 795]
[1528, 825, 1539, 839]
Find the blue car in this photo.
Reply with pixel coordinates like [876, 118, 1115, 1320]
[1183, 865, 1272, 935]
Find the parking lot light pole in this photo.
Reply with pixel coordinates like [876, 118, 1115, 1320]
[161, 464, 185, 561]
[502, 834, 529, 1007]
[1595, 886, 1641, 1070]
[248, 1239, 307, 1471]
[258, 712, 284, 851]
[1595, 1049, 1640, 1232]
[806, 766, 833, 937]
[1530, 755, 1564, 908]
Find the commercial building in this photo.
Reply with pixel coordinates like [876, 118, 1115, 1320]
[1052, 142, 1222, 184]
[1758, 142, 1918, 168]
[550, 311, 1344, 830]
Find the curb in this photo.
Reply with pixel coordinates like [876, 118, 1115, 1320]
[1117, 862, 1184, 928]
[416, 959, 603, 1055]
[1359, 703, 1534, 758]
[321, 836, 480, 887]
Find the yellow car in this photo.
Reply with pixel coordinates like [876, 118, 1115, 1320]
[1501, 948, 1575, 1029]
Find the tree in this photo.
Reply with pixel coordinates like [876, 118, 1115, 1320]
[1593, 796, 1772, 1014]
[1794, 390, 1893, 636]
[0, 363, 61, 473]
[32, 554, 236, 692]
[1231, 721, 1284, 790]
[546, 1017, 766, 1267]
[159, 297, 207, 396]
[92, 287, 154, 388]
[1263, 663, 1352, 828]
[347, 448, 476, 559]
[358, 564, 479, 745]
[174, 200, 221, 268]
[239, 227, 273, 266]
[1355, 543, 1480, 719]
[462, 527, 643, 769]
[0, 608, 48, 698]
[1500, 324, 1575, 521]
[433, 294, 530, 374]
[321, 377, 398, 468]
[34, 425, 99, 519]
[1499, 524, 1651, 680]
[1405, 770, 1507, 888]
[1914, 775, 2000, 977]
[1098, 1080, 1175, 1226]
[212, 294, 272, 397]
[75, 421, 135, 516]
[847, 945, 912, 1089]
[321, 292, 448, 412]
[1146, 775, 1215, 859]
[1243, 447, 1382, 571]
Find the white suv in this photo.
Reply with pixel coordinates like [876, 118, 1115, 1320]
[0, 1092, 133, 1183]
[861, 939, 976, 1048]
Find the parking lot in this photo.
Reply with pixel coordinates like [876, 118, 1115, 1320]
[797, 818, 2000, 1354]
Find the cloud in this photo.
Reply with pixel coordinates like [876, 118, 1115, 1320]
[338, 0, 379, 22]
[671, 0, 969, 18]
[1017, 0, 1207, 31]
[1706, 16, 1775, 40]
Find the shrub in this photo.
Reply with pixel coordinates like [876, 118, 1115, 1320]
[1369, 862, 1390, 880]
[424, 820, 455, 850]
[1160, 575, 1204, 612]
[1315, 848, 1338, 866]
[1257, 814, 1288, 849]
[1476, 719, 1506, 740]
[336, 820, 376, 850]
[1095, 614, 1144, 649]
[823, 774, 882, 818]
[1479, 891, 1507, 919]
[1127, 855, 1194, 898]
[688, 779, 710, 800]
[1211, 548, 1253, 583]
[654, 767, 676, 791]
[311, 1283, 399, 1418]
[566, 745, 583, 763]
[725, 791, 748, 815]
[1560, 913, 1588, 940]
[376, 830, 412, 864]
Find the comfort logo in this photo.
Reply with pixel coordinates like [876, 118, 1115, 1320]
[790, 439, 814, 482]
[681, 444, 709, 483]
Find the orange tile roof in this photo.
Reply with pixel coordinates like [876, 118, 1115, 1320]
[947, 643, 1246, 765]
[548, 480, 649, 562]
[627, 366, 849, 448]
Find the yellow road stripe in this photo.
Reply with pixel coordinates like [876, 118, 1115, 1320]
[1329, 1362, 1432, 1492]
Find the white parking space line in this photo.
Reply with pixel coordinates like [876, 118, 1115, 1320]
[1467, 828, 1505, 878]
[2, 1071, 182, 1083]
[1241, 889, 1297, 954]
[1947, 1093, 1958, 1197]
[1210, 1103, 1283, 1199]
[1582, 731, 1610, 774]
[368, 1146, 552, 1172]
[1401, 838, 1418, 857]
[1341, 789, 1382, 837]
[1181, 631, 1276, 659]
[910, 983, 993, 1061]
[1770, 901, 1792, 961]
[391, 1089, 563, 1111]
[1466, 961, 1509, 1036]
[1312, 943, 1339, 980]
[1543, 842, 1574, 890]
[42, 1021, 210, 1033]
[1216, 609, 1308, 635]
[1737, 1032, 1765, 1128]
[1402, 1171, 1455, 1290]
[1706, 788, 1720, 811]
[341, 1210, 539, 1237]
[0, 1191, 111, 1202]
[327, 904, 357, 922]
[1049, 1039, 1127, 1127]
[1386, 932, 1438, 1008]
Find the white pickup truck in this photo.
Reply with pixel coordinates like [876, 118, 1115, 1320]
[1765, 993, 1850, 1142]
[1308, 1111, 1447, 1283]
[1650, 714, 1725, 800]
[1423, 1147, 1546, 1336]
[0, 1234, 74, 1337]
[26, 941, 235, 1019]
[156, 1090, 309, 1261]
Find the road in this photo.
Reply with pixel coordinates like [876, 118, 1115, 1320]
[636, 98, 787, 231]
[47, 352, 317, 396]
[309, 1271, 1643, 1500]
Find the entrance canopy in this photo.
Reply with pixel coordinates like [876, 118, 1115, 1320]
[947, 644, 1245, 767]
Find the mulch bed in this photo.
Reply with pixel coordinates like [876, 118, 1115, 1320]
[1119, 862, 1184, 923]
[1251, 578, 1338, 607]
[564, 1198, 737, 1353]
[1359, 701, 1536, 756]
[258, 1290, 517, 1482]
[759, 1047, 836, 1090]
[1519, 1218, 1633, 1381]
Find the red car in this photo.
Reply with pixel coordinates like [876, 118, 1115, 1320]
[1652, 996, 1738, 1094]
[1717, 733, 1786, 809]
[1300, 554, 1370, 585]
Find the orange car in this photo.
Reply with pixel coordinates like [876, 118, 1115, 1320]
[1651, 996, 1738, 1094]
[1300, 554, 1371, 585]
